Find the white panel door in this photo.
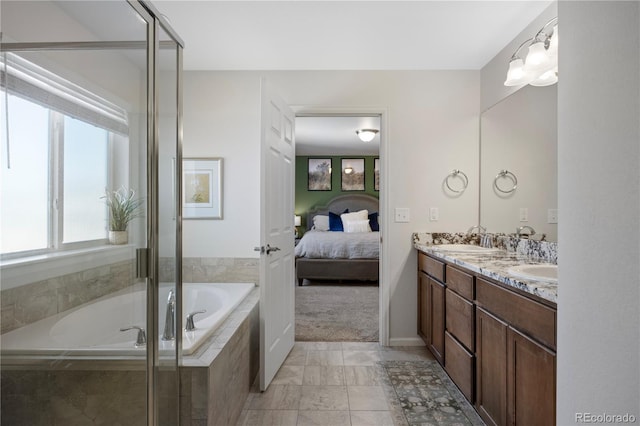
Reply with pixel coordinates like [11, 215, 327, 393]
[259, 79, 296, 391]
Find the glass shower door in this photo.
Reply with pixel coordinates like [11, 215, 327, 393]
[0, 1, 182, 425]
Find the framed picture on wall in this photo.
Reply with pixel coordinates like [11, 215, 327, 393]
[374, 158, 380, 191]
[308, 158, 332, 191]
[341, 158, 365, 191]
[183, 157, 223, 219]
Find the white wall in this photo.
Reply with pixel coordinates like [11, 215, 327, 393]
[557, 1, 640, 422]
[182, 70, 480, 343]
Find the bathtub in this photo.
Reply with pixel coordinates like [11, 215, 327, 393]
[0, 282, 255, 357]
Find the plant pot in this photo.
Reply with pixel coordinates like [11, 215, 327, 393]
[109, 230, 128, 245]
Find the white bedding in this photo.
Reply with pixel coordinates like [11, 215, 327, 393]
[294, 230, 380, 259]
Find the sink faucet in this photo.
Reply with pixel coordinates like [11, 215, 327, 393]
[467, 225, 487, 234]
[516, 225, 536, 238]
[162, 289, 176, 341]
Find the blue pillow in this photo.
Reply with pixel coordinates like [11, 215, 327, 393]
[329, 209, 349, 231]
[369, 212, 380, 231]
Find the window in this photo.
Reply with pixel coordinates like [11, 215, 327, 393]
[1, 53, 129, 257]
[1, 94, 49, 253]
[1, 93, 111, 255]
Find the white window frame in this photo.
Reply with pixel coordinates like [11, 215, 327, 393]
[1, 53, 131, 260]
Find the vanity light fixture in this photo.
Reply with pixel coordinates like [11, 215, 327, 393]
[504, 17, 558, 87]
[356, 129, 378, 142]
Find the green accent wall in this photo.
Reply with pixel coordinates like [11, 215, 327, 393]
[295, 156, 379, 232]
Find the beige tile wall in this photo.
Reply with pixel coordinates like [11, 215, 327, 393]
[0, 260, 135, 334]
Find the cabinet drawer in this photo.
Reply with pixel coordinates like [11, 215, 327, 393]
[476, 278, 556, 350]
[418, 252, 444, 281]
[446, 265, 474, 300]
[445, 331, 474, 402]
[445, 288, 474, 351]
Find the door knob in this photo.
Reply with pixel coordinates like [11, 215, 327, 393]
[265, 244, 281, 255]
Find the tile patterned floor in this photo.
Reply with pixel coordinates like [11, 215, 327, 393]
[237, 342, 484, 426]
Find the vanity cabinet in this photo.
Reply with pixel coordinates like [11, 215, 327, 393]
[444, 265, 475, 402]
[417, 253, 445, 364]
[417, 250, 557, 426]
[476, 277, 556, 426]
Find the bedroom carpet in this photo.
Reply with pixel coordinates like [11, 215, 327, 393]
[295, 281, 379, 342]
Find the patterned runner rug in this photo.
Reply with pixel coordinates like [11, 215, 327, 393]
[378, 360, 485, 426]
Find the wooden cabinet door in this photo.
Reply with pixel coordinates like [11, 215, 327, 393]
[508, 328, 556, 426]
[476, 307, 508, 426]
[418, 271, 431, 345]
[429, 278, 445, 365]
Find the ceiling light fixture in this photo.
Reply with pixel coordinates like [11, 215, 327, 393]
[504, 17, 558, 87]
[344, 167, 354, 174]
[356, 129, 379, 142]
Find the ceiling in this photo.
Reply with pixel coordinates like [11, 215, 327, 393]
[155, 1, 552, 71]
[296, 116, 381, 156]
[153, 0, 552, 155]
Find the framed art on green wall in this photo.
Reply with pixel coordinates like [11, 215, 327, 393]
[374, 158, 380, 191]
[308, 158, 332, 191]
[341, 158, 365, 191]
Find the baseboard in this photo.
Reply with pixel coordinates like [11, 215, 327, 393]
[388, 337, 427, 347]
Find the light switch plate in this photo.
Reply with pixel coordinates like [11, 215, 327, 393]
[395, 208, 410, 223]
[430, 207, 439, 221]
[519, 208, 529, 222]
[547, 209, 558, 224]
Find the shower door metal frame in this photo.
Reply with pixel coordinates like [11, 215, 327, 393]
[133, 1, 185, 425]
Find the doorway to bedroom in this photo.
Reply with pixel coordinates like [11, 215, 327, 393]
[293, 115, 382, 343]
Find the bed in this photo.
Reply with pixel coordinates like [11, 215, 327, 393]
[295, 194, 380, 285]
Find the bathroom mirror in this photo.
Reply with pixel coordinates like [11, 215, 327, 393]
[480, 85, 558, 241]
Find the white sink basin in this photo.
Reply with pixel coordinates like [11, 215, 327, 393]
[508, 264, 558, 283]
[431, 244, 501, 253]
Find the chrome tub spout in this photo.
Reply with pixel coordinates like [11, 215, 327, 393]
[162, 289, 176, 341]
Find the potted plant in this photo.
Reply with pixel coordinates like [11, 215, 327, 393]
[102, 187, 144, 245]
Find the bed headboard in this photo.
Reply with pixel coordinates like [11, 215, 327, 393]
[305, 194, 380, 230]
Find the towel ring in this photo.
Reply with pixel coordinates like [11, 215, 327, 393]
[445, 169, 469, 193]
[494, 170, 518, 193]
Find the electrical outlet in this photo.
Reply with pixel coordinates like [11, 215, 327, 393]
[429, 207, 439, 221]
[519, 208, 528, 222]
[548, 209, 558, 224]
[395, 208, 410, 223]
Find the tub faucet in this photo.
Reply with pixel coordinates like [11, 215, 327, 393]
[516, 225, 536, 238]
[120, 326, 147, 348]
[162, 289, 176, 341]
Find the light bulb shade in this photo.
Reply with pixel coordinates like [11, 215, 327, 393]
[504, 58, 532, 86]
[548, 25, 558, 55]
[294, 215, 301, 227]
[530, 67, 558, 87]
[356, 129, 378, 142]
[524, 40, 555, 74]
[344, 167, 354, 174]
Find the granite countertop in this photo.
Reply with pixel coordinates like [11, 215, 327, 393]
[413, 233, 557, 305]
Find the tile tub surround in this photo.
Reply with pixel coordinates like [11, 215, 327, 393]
[0, 259, 135, 334]
[413, 232, 557, 303]
[177, 257, 259, 284]
[180, 286, 259, 426]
